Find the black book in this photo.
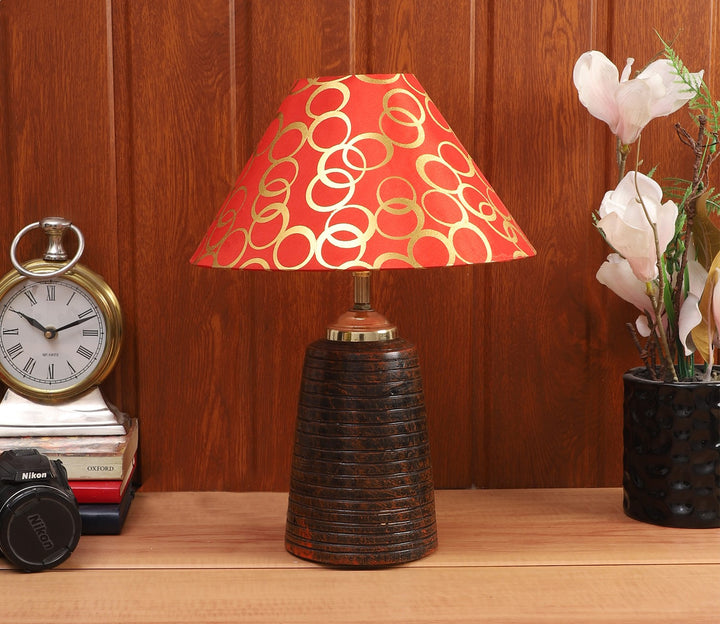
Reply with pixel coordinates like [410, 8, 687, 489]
[79, 484, 136, 535]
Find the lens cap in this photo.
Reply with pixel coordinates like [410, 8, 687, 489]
[0, 485, 81, 572]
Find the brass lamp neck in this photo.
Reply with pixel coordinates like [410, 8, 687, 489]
[353, 270, 372, 310]
[326, 271, 398, 342]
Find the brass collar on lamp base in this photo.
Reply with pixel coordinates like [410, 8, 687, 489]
[326, 272, 397, 342]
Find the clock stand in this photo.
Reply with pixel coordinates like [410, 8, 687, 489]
[0, 218, 126, 436]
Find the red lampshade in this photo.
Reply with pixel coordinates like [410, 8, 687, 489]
[191, 73, 535, 270]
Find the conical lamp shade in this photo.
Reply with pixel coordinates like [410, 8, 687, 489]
[191, 73, 535, 271]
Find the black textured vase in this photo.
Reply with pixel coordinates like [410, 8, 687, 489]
[623, 367, 720, 528]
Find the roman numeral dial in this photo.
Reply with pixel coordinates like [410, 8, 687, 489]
[0, 264, 122, 402]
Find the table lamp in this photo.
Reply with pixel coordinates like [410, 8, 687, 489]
[191, 74, 535, 566]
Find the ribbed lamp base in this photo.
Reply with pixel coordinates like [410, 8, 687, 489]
[285, 338, 437, 566]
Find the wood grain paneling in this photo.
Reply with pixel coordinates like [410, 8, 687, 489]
[241, 0, 356, 490]
[0, 0, 118, 275]
[120, 0, 244, 490]
[359, 0, 478, 487]
[1, 0, 715, 491]
[482, 0, 621, 487]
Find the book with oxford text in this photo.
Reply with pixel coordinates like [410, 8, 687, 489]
[69, 455, 137, 504]
[0, 417, 138, 480]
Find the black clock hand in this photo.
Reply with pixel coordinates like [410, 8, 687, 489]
[53, 315, 96, 334]
[10, 308, 48, 333]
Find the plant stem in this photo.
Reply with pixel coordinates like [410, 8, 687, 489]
[631, 142, 678, 381]
[616, 138, 629, 183]
[645, 282, 678, 381]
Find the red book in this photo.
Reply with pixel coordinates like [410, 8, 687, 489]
[70, 455, 137, 504]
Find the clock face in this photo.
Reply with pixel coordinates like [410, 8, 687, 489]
[0, 276, 112, 399]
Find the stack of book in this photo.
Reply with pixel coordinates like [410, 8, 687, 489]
[0, 417, 138, 534]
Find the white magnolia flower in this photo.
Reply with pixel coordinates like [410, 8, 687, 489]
[596, 253, 654, 336]
[573, 51, 703, 145]
[596, 171, 678, 282]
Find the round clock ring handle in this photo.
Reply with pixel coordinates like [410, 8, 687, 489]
[10, 218, 85, 279]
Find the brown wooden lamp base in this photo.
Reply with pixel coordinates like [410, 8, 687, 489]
[285, 337, 438, 566]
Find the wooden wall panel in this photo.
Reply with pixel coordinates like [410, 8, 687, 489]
[356, 0, 478, 487]
[2, 0, 717, 492]
[482, 0, 611, 487]
[0, 1, 118, 278]
[240, 0, 356, 490]
[120, 0, 246, 491]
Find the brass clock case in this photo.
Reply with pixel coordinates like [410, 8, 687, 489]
[0, 259, 123, 403]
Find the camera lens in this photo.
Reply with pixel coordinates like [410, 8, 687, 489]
[0, 450, 82, 572]
[0, 484, 81, 572]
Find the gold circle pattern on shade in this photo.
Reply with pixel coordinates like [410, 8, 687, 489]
[191, 74, 536, 271]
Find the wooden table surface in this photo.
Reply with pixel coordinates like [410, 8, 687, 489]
[3, 488, 719, 623]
